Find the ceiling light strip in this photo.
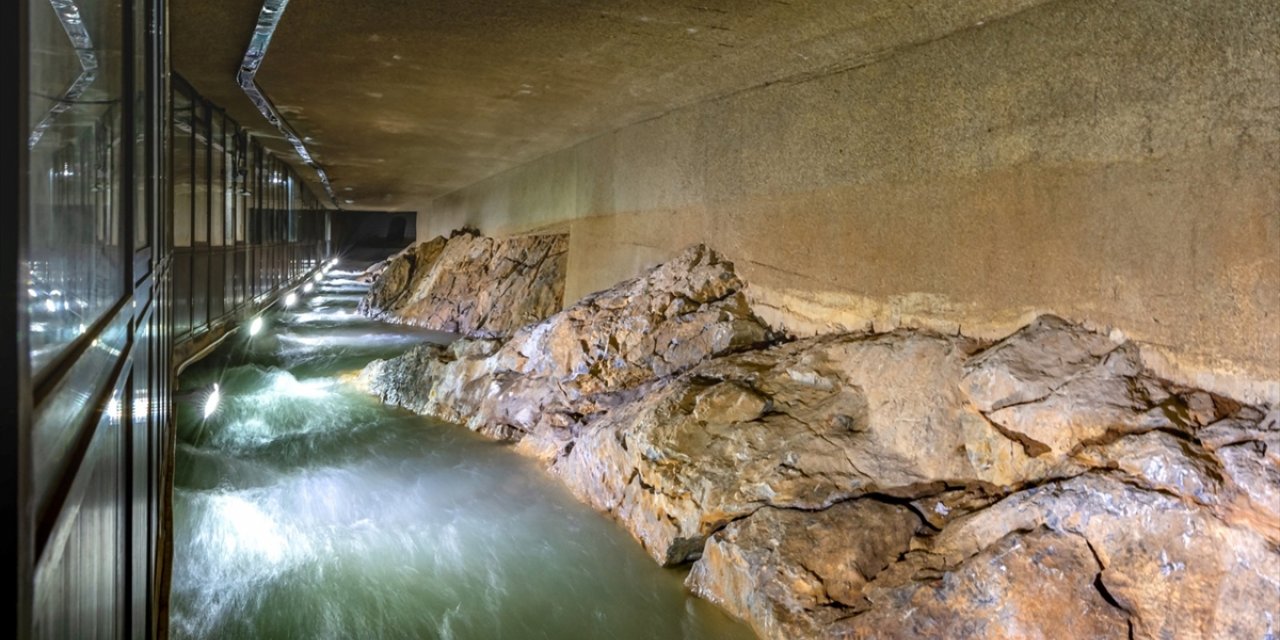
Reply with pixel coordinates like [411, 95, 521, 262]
[29, 0, 99, 149]
[237, 0, 340, 207]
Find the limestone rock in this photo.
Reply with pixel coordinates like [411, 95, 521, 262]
[551, 330, 1080, 566]
[688, 500, 922, 639]
[834, 528, 1132, 640]
[358, 231, 567, 337]
[361, 244, 772, 440]
[358, 236, 446, 313]
[873, 475, 1280, 640]
[689, 474, 1278, 640]
[577, 317, 1275, 635]
[357, 248, 1280, 639]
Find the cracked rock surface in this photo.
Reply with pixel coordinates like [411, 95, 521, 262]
[358, 247, 1280, 639]
[359, 244, 771, 441]
[358, 229, 568, 337]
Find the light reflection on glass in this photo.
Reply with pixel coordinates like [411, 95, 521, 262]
[26, 0, 127, 376]
[32, 309, 129, 502]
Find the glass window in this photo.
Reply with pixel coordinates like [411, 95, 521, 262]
[234, 138, 246, 243]
[288, 176, 299, 242]
[172, 88, 192, 248]
[224, 120, 236, 247]
[26, 0, 127, 376]
[210, 114, 224, 247]
[132, 0, 149, 254]
[192, 103, 208, 245]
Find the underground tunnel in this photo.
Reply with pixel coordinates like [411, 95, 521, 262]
[11, 1, 1280, 639]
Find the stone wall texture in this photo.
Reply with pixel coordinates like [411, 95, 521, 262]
[415, 0, 1280, 403]
[358, 231, 568, 337]
[359, 247, 1280, 640]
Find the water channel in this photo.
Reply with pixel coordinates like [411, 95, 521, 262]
[169, 266, 755, 639]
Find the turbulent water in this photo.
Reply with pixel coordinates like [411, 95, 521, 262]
[169, 267, 754, 640]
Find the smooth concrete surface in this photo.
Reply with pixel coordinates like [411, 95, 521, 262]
[171, 0, 1052, 209]
[417, 0, 1280, 403]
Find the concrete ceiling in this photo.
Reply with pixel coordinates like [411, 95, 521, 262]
[172, 0, 1032, 211]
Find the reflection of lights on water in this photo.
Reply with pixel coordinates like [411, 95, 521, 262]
[303, 282, 314, 293]
[204, 383, 222, 419]
[212, 494, 288, 564]
[249, 316, 265, 336]
[269, 372, 331, 399]
[283, 292, 299, 308]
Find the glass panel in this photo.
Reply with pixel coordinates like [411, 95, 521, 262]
[173, 88, 192, 248]
[235, 174, 246, 244]
[224, 121, 235, 247]
[210, 114, 224, 247]
[33, 398, 123, 639]
[249, 149, 261, 245]
[192, 103, 208, 245]
[267, 168, 277, 243]
[32, 307, 128, 504]
[209, 251, 225, 321]
[129, 353, 150, 640]
[132, 0, 149, 253]
[192, 252, 208, 330]
[26, 0, 127, 376]
[234, 248, 246, 306]
[172, 251, 191, 337]
[288, 176, 299, 242]
[224, 248, 235, 316]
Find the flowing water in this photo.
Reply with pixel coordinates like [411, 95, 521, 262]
[169, 267, 755, 640]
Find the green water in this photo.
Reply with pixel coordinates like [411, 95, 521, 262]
[169, 267, 755, 640]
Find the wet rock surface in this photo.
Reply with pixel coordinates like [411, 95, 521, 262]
[358, 247, 1280, 639]
[358, 230, 567, 337]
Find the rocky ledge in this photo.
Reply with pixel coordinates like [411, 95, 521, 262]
[358, 244, 1279, 639]
[357, 229, 568, 337]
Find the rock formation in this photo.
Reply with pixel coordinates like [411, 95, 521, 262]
[357, 229, 568, 337]
[360, 244, 771, 441]
[358, 244, 1280, 639]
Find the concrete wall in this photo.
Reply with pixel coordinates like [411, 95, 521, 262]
[418, 0, 1280, 403]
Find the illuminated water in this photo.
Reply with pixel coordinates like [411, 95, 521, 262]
[170, 267, 755, 640]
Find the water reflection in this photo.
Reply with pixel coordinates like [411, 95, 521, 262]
[170, 268, 754, 640]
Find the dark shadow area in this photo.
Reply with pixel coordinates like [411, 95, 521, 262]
[336, 211, 416, 248]
[331, 210, 416, 262]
